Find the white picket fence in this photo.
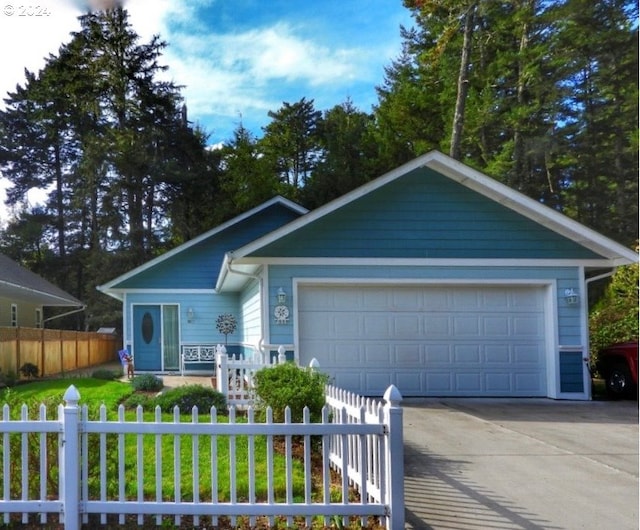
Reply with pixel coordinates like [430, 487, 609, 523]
[215, 345, 292, 407]
[0, 383, 404, 529]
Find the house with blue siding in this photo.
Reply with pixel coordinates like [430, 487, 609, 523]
[98, 151, 637, 400]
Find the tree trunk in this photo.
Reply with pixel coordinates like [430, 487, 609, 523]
[449, 3, 476, 160]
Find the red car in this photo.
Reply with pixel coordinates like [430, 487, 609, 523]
[595, 341, 638, 398]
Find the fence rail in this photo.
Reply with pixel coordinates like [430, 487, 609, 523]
[0, 327, 118, 377]
[0, 384, 404, 529]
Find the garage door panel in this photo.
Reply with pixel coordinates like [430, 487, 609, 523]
[486, 373, 511, 392]
[515, 373, 543, 391]
[513, 316, 543, 335]
[392, 289, 422, 310]
[333, 343, 361, 363]
[426, 372, 452, 391]
[454, 316, 481, 336]
[423, 289, 450, 309]
[424, 315, 452, 336]
[364, 344, 390, 363]
[395, 344, 421, 363]
[456, 373, 482, 392]
[298, 284, 547, 397]
[484, 345, 510, 363]
[363, 315, 390, 337]
[483, 290, 510, 309]
[453, 290, 480, 309]
[514, 344, 543, 363]
[393, 315, 421, 337]
[395, 371, 422, 392]
[483, 316, 510, 336]
[454, 345, 482, 364]
[366, 372, 392, 394]
[425, 345, 453, 363]
[334, 371, 363, 390]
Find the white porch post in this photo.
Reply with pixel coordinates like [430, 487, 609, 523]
[61, 385, 81, 530]
[383, 384, 404, 530]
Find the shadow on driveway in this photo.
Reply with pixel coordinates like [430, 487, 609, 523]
[404, 444, 556, 530]
[402, 399, 638, 530]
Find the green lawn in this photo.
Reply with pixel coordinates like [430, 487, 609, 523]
[0, 377, 310, 503]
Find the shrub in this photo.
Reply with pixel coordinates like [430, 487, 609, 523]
[131, 373, 164, 392]
[19, 363, 39, 379]
[253, 362, 329, 423]
[0, 370, 17, 388]
[589, 262, 639, 362]
[154, 385, 227, 415]
[92, 369, 118, 381]
[122, 393, 154, 410]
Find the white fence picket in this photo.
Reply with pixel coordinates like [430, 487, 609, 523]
[0, 382, 404, 529]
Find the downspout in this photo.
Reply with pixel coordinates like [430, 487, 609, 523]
[225, 255, 268, 360]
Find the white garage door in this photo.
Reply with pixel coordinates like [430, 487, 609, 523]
[298, 284, 547, 397]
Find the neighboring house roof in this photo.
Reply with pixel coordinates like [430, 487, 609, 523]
[217, 151, 637, 290]
[0, 253, 83, 307]
[98, 196, 309, 299]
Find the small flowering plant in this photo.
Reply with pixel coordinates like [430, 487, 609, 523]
[216, 313, 237, 344]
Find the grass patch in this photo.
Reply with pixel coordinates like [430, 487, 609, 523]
[0, 377, 134, 409]
[0, 377, 309, 503]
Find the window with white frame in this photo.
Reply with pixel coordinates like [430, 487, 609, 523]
[10, 304, 17, 327]
[35, 308, 42, 328]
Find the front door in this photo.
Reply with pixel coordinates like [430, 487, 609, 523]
[133, 305, 162, 370]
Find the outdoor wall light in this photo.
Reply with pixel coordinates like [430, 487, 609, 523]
[277, 287, 287, 305]
[564, 288, 580, 306]
[187, 307, 195, 323]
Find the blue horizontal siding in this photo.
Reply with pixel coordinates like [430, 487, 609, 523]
[252, 168, 600, 260]
[125, 292, 242, 346]
[268, 264, 582, 346]
[115, 204, 301, 289]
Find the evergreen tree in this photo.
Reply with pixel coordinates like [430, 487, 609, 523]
[218, 124, 282, 219]
[302, 100, 378, 208]
[260, 97, 322, 195]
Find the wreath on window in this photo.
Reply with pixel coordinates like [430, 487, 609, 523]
[216, 313, 237, 344]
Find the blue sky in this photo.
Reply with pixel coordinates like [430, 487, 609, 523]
[0, 0, 413, 221]
[1, 0, 412, 144]
[154, 0, 412, 144]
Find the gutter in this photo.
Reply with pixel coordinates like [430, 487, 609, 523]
[43, 305, 87, 326]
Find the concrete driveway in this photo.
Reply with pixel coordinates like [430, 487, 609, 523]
[402, 398, 638, 530]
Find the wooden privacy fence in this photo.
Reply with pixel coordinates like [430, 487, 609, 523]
[0, 327, 119, 377]
[0, 384, 404, 529]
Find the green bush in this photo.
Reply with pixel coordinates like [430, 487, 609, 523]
[589, 261, 639, 363]
[0, 370, 18, 388]
[131, 373, 164, 392]
[92, 369, 118, 380]
[122, 393, 154, 410]
[154, 385, 227, 415]
[253, 362, 329, 423]
[19, 363, 39, 379]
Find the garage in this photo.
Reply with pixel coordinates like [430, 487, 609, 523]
[298, 283, 548, 397]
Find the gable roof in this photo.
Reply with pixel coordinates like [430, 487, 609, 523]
[98, 196, 308, 299]
[0, 254, 83, 306]
[217, 151, 636, 289]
